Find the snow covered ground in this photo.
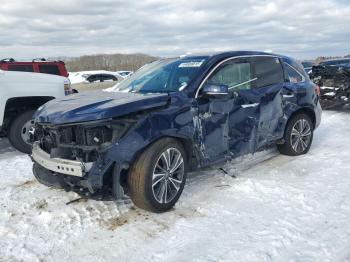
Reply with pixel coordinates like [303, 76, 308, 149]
[1, 111, 350, 262]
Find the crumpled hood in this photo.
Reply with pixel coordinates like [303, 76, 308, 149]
[34, 90, 170, 125]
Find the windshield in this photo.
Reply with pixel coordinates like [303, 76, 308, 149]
[116, 57, 208, 93]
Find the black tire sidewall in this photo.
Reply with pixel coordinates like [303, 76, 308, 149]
[8, 110, 36, 154]
[284, 114, 314, 156]
[143, 140, 187, 212]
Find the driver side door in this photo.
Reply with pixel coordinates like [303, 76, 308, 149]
[195, 57, 261, 166]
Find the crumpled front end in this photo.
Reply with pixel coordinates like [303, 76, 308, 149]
[31, 118, 136, 200]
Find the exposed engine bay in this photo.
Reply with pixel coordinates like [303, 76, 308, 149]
[30, 118, 137, 199]
[32, 119, 135, 162]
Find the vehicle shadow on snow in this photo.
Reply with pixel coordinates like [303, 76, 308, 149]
[0, 137, 17, 155]
[98, 147, 282, 232]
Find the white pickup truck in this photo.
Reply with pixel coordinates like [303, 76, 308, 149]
[0, 69, 72, 153]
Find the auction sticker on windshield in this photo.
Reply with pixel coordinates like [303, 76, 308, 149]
[178, 60, 204, 68]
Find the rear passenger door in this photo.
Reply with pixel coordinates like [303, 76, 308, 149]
[251, 56, 285, 147]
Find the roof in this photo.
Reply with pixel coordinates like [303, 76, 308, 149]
[0, 58, 64, 63]
[181, 50, 285, 60]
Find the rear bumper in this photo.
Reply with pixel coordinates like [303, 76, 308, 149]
[0, 125, 5, 137]
[315, 100, 322, 129]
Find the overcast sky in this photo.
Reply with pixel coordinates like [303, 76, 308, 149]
[0, 0, 349, 60]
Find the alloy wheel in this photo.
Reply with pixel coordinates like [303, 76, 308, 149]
[290, 119, 312, 154]
[152, 148, 185, 204]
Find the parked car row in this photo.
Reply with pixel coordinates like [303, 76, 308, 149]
[310, 59, 350, 109]
[302, 58, 350, 109]
[69, 70, 132, 92]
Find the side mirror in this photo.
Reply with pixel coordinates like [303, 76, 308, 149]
[202, 84, 230, 99]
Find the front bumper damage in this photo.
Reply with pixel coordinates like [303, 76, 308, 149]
[31, 150, 125, 200]
[30, 120, 133, 201]
[32, 142, 93, 177]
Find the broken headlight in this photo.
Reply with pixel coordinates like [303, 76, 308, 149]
[72, 120, 135, 146]
[36, 119, 136, 149]
[85, 126, 113, 146]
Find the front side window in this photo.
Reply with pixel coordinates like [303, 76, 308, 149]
[253, 57, 284, 88]
[116, 57, 208, 93]
[206, 60, 253, 92]
[284, 63, 304, 83]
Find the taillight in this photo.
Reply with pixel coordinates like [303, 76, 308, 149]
[64, 78, 72, 95]
[315, 85, 321, 96]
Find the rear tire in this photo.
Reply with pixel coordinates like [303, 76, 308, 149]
[277, 113, 314, 156]
[127, 138, 187, 213]
[8, 110, 36, 154]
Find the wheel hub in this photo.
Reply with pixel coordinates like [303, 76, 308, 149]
[21, 119, 35, 145]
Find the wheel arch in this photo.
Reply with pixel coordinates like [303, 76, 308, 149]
[136, 135, 195, 171]
[277, 106, 315, 156]
[119, 135, 195, 184]
[288, 107, 316, 129]
[2, 96, 54, 131]
[277, 106, 316, 145]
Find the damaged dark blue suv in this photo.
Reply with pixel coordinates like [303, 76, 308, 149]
[31, 51, 322, 212]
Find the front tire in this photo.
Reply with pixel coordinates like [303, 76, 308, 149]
[8, 110, 36, 154]
[127, 138, 187, 213]
[277, 113, 314, 156]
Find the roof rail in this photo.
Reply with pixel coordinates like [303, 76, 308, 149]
[32, 58, 46, 62]
[0, 58, 15, 63]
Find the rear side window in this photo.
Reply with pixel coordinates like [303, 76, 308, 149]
[101, 74, 117, 82]
[87, 75, 100, 82]
[253, 57, 284, 88]
[8, 65, 34, 72]
[284, 63, 304, 83]
[207, 60, 253, 92]
[38, 64, 60, 76]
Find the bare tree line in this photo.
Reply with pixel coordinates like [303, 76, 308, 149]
[314, 54, 350, 64]
[63, 53, 158, 72]
[60, 53, 350, 72]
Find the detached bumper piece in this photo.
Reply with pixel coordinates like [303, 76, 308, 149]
[32, 142, 93, 177]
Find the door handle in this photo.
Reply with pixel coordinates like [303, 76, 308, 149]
[282, 93, 294, 98]
[241, 103, 259, 108]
